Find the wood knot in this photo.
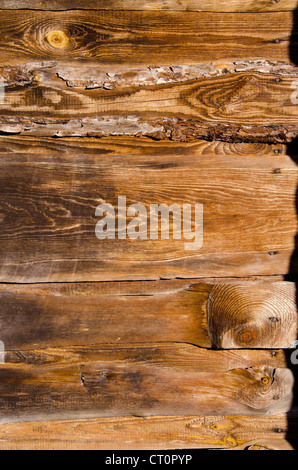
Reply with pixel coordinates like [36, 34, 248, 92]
[237, 366, 294, 413]
[261, 377, 271, 387]
[207, 283, 297, 348]
[224, 436, 238, 448]
[46, 30, 69, 49]
[235, 326, 259, 347]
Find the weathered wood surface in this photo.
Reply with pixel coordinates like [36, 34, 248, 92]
[0, 62, 297, 142]
[0, 151, 297, 283]
[0, 414, 296, 450]
[0, 0, 297, 12]
[0, 11, 294, 66]
[0, 344, 294, 423]
[0, 281, 297, 350]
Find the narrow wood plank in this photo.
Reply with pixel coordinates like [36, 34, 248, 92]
[0, 0, 296, 12]
[0, 136, 285, 157]
[0, 344, 293, 423]
[0, 11, 294, 66]
[0, 151, 297, 283]
[0, 281, 296, 350]
[0, 414, 295, 450]
[0, 62, 297, 142]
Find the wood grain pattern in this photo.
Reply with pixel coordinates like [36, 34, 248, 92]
[0, 151, 297, 283]
[0, 414, 295, 450]
[0, 62, 297, 142]
[0, 11, 294, 66]
[0, 0, 297, 12]
[0, 281, 297, 350]
[0, 4, 296, 450]
[0, 344, 293, 423]
[0, 136, 285, 157]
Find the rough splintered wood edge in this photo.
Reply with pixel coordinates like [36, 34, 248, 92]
[0, 414, 296, 450]
[3, 60, 294, 89]
[0, 0, 296, 12]
[1, 117, 296, 143]
[0, 61, 297, 143]
[0, 280, 297, 350]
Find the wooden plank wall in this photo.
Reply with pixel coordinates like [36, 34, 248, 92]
[0, 0, 297, 451]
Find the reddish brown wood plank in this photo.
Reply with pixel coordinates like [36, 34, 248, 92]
[0, 11, 294, 66]
[0, 136, 287, 156]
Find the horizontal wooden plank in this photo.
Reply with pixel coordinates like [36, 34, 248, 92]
[0, 11, 294, 66]
[0, 344, 294, 423]
[0, 281, 297, 350]
[0, 136, 286, 157]
[0, 414, 296, 450]
[0, 151, 297, 282]
[0, 0, 297, 12]
[0, 62, 297, 142]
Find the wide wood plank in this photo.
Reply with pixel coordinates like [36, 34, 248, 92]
[0, 62, 297, 142]
[0, 414, 296, 450]
[0, 151, 297, 283]
[0, 344, 293, 423]
[0, 11, 294, 66]
[0, 0, 297, 12]
[0, 281, 297, 350]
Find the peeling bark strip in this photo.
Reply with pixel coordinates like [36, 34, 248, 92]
[1, 117, 297, 143]
[0, 152, 297, 282]
[54, 61, 298, 89]
[0, 0, 296, 12]
[0, 62, 297, 142]
[0, 345, 294, 423]
[2, 60, 298, 89]
[0, 281, 297, 350]
[0, 11, 294, 66]
[0, 416, 295, 451]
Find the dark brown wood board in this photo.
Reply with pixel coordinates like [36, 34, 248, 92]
[0, 150, 297, 283]
[0, 344, 294, 423]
